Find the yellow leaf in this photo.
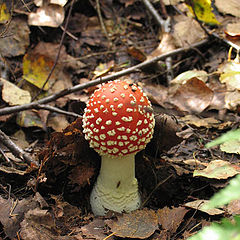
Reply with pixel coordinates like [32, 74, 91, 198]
[186, 0, 220, 25]
[0, 3, 10, 24]
[23, 53, 55, 90]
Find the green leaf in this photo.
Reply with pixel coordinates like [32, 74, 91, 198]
[205, 129, 240, 148]
[203, 174, 240, 210]
[188, 216, 240, 240]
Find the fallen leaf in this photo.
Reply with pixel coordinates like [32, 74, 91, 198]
[184, 200, 224, 215]
[180, 115, 220, 128]
[147, 33, 176, 59]
[92, 60, 114, 79]
[1, 78, 31, 105]
[173, 15, 206, 47]
[220, 139, 240, 154]
[68, 165, 94, 187]
[106, 209, 158, 239]
[23, 52, 55, 90]
[47, 115, 69, 132]
[0, 17, 30, 57]
[193, 160, 240, 179]
[162, 0, 182, 5]
[80, 16, 108, 47]
[11, 129, 29, 149]
[219, 55, 240, 90]
[16, 110, 45, 129]
[51, 195, 82, 232]
[143, 83, 168, 107]
[28, 4, 65, 27]
[0, 165, 28, 175]
[81, 218, 108, 240]
[0, 2, 10, 23]
[224, 90, 240, 111]
[171, 70, 208, 85]
[215, 0, 240, 18]
[157, 206, 189, 232]
[225, 22, 240, 39]
[127, 46, 147, 62]
[20, 208, 56, 240]
[227, 199, 240, 215]
[186, 0, 220, 25]
[0, 195, 40, 238]
[170, 78, 214, 113]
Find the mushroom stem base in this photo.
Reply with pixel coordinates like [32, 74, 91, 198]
[90, 154, 140, 216]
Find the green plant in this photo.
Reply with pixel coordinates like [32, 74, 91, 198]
[188, 129, 240, 240]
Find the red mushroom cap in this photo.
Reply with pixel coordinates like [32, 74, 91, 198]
[82, 80, 155, 157]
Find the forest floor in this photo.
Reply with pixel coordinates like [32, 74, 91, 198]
[0, 0, 240, 239]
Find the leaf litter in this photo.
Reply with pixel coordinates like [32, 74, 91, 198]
[0, 0, 240, 239]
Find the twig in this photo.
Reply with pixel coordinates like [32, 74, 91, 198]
[60, 25, 78, 41]
[142, 0, 173, 83]
[211, 32, 240, 52]
[0, 129, 39, 167]
[0, 38, 209, 116]
[142, 0, 165, 31]
[0, 147, 13, 167]
[32, 0, 75, 100]
[95, 0, 111, 46]
[34, 104, 81, 118]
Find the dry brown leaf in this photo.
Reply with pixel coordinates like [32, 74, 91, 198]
[227, 199, 240, 215]
[0, 17, 30, 57]
[173, 15, 206, 47]
[215, 0, 240, 17]
[47, 115, 69, 132]
[180, 115, 220, 128]
[225, 22, 240, 39]
[0, 195, 42, 238]
[219, 56, 240, 91]
[68, 165, 95, 187]
[28, 4, 64, 27]
[127, 46, 147, 62]
[143, 83, 168, 107]
[184, 200, 224, 215]
[50, 195, 82, 232]
[1, 78, 31, 105]
[81, 218, 108, 240]
[208, 78, 226, 110]
[147, 33, 176, 59]
[193, 160, 240, 179]
[11, 130, 29, 149]
[170, 78, 214, 113]
[0, 165, 28, 175]
[106, 209, 158, 239]
[224, 90, 240, 111]
[220, 139, 240, 154]
[157, 206, 188, 232]
[80, 16, 107, 47]
[20, 208, 56, 240]
[162, 0, 182, 5]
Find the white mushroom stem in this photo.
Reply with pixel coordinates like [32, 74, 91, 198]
[90, 154, 141, 216]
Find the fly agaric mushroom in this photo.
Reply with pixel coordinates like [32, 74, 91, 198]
[82, 79, 155, 216]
